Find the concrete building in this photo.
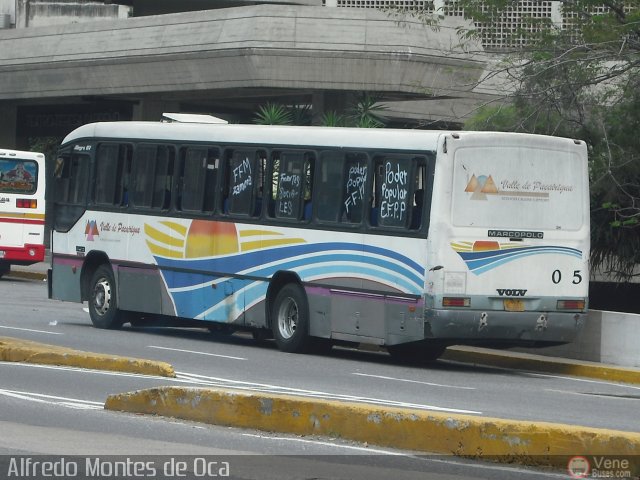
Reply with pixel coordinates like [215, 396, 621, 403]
[0, 0, 501, 150]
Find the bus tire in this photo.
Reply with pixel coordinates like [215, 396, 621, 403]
[0, 261, 9, 279]
[88, 264, 124, 330]
[271, 283, 313, 353]
[387, 341, 446, 365]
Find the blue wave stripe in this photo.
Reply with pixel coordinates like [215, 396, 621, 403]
[464, 248, 581, 271]
[155, 242, 423, 281]
[457, 245, 582, 262]
[158, 250, 423, 290]
[169, 259, 422, 320]
[170, 277, 252, 319]
[168, 261, 420, 319]
[456, 246, 583, 275]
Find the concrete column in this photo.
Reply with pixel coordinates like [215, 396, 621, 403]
[311, 91, 325, 126]
[311, 91, 354, 125]
[0, 104, 17, 148]
[16, 0, 28, 28]
[132, 98, 180, 121]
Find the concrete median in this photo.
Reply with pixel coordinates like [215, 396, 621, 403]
[0, 336, 175, 377]
[443, 346, 640, 385]
[105, 386, 640, 472]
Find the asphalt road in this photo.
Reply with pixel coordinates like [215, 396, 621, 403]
[0, 274, 638, 479]
[0, 365, 567, 480]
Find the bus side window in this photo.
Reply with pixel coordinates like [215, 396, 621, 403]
[95, 143, 131, 207]
[303, 153, 314, 221]
[222, 149, 263, 217]
[410, 189, 424, 229]
[120, 145, 132, 207]
[204, 150, 220, 213]
[53, 155, 71, 203]
[152, 146, 174, 210]
[316, 151, 343, 223]
[342, 153, 368, 224]
[132, 144, 174, 210]
[270, 151, 310, 221]
[409, 157, 431, 231]
[54, 153, 89, 205]
[179, 146, 219, 213]
[372, 155, 411, 228]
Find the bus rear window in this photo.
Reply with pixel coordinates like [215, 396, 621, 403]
[0, 159, 38, 194]
[452, 147, 586, 231]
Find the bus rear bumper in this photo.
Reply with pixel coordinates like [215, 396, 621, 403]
[0, 244, 45, 265]
[426, 309, 587, 346]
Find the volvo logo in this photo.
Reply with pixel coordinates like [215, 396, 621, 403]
[497, 289, 527, 297]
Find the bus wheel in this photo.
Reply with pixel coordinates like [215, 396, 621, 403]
[387, 342, 446, 365]
[271, 284, 312, 353]
[0, 262, 9, 279]
[88, 264, 124, 329]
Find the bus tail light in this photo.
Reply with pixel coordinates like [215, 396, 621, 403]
[557, 300, 586, 311]
[443, 297, 471, 307]
[16, 198, 37, 208]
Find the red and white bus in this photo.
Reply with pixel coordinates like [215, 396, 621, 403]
[0, 148, 46, 278]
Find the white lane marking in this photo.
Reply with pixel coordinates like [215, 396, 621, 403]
[241, 433, 406, 455]
[176, 371, 482, 415]
[0, 388, 103, 410]
[525, 372, 640, 391]
[421, 457, 567, 478]
[0, 362, 480, 415]
[0, 325, 63, 335]
[241, 434, 566, 477]
[352, 372, 475, 390]
[82, 307, 89, 313]
[148, 345, 247, 361]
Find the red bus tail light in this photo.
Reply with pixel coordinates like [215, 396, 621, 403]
[16, 198, 37, 208]
[443, 297, 471, 307]
[557, 300, 586, 311]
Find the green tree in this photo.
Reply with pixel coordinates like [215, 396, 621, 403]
[347, 93, 388, 128]
[444, 0, 640, 280]
[254, 102, 293, 125]
[254, 94, 388, 128]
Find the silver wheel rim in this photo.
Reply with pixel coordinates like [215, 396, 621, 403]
[93, 277, 112, 316]
[277, 297, 298, 339]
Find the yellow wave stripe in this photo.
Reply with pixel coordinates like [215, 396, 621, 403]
[159, 220, 188, 237]
[144, 224, 185, 248]
[450, 241, 474, 252]
[0, 212, 45, 220]
[239, 229, 284, 237]
[241, 238, 306, 252]
[501, 243, 525, 249]
[146, 241, 183, 258]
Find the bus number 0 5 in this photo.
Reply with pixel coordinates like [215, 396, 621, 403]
[552, 270, 583, 284]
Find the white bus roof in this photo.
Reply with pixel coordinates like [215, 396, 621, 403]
[61, 121, 584, 153]
[62, 122, 449, 151]
[0, 149, 45, 160]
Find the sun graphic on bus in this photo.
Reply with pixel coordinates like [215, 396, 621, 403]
[465, 174, 499, 200]
[144, 219, 306, 259]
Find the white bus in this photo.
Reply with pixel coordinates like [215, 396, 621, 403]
[48, 117, 590, 362]
[0, 148, 46, 278]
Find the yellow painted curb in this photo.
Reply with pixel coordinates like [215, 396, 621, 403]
[5, 269, 47, 281]
[443, 347, 640, 385]
[0, 336, 175, 377]
[105, 386, 640, 471]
